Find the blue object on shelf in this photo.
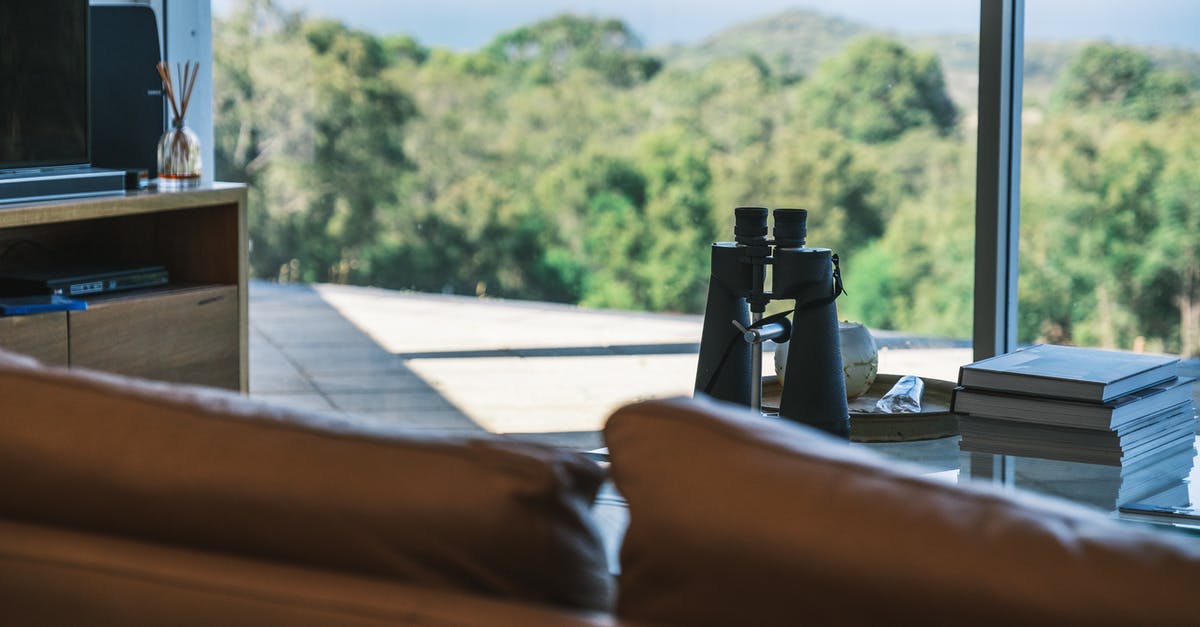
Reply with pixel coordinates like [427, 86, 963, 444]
[0, 295, 87, 316]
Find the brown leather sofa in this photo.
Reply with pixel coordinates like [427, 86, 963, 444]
[3, 348, 1200, 626]
[0, 349, 620, 626]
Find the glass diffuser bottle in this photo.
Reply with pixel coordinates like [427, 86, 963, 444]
[156, 60, 202, 189]
[158, 120, 201, 189]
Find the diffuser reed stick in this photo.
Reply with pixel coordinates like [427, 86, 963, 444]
[156, 60, 201, 127]
[156, 60, 202, 185]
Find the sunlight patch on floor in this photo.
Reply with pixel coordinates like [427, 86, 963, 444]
[406, 354, 698, 433]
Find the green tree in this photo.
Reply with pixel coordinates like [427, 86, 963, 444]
[1020, 109, 1200, 356]
[1053, 42, 1195, 121]
[1149, 115, 1200, 356]
[836, 139, 975, 338]
[756, 127, 894, 254]
[799, 36, 957, 143]
[214, 0, 416, 281]
[579, 191, 647, 310]
[302, 19, 416, 272]
[363, 173, 582, 301]
[648, 55, 793, 240]
[480, 14, 661, 87]
[634, 126, 717, 312]
[533, 150, 646, 236]
[1014, 119, 1095, 347]
[531, 135, 715, 313]
[836, 133, 973, 333]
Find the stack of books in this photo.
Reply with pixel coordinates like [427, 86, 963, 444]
[952, 344, 1197, 468]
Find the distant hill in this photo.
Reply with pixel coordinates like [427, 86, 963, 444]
[659, 8, 1200, 112]
[657, 9, 869, 81]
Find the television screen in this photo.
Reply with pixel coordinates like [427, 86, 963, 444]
[0, 1, 90, 169]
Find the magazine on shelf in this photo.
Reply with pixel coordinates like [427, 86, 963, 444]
[951, 377, 1195, 430]
[957, 344, 1178, 403]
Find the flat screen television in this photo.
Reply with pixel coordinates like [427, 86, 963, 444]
[0, 1, 90, 170]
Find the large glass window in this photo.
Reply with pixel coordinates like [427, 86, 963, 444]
[1005, 0, 1200, 513]
[216, 0, 977, 444]
[1019, 2, 1199, 359]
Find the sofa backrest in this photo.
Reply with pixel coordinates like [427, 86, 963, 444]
[605, 395, 1200, 627]
[0, 349, 614, 612]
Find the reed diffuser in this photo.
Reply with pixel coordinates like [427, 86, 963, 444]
[156, 60, 202, 188]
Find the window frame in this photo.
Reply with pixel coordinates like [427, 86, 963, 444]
[974, 0, 1025, 360]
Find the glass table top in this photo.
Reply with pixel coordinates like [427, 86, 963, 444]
[860, 434, 1200, 533]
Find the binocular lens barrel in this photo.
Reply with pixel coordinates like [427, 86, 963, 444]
[734, 206, 769, 245]
[772, 208, 807, 248]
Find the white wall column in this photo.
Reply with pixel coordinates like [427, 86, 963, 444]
[163, 0, 214, 184]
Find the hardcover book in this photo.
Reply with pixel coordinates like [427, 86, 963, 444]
[957, 344, 1178, 403]
[1120, 493, 1200, 526]
[952, 377, 1195, 430]
[975, 444, 1197, 510]
[958, 405, 1196, 465]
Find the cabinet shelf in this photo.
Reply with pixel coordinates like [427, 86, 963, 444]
[0, 184, 247, 391]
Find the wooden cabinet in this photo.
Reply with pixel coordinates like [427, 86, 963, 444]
[0, 184, 247, 390]
[0, 312, 68, 366]
[69, 285, 239, 389]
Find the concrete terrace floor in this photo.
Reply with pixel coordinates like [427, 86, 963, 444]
[248, 280, 977, 449]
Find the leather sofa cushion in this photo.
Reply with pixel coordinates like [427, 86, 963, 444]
[605, 395, 1200, 627]
[0, 518, 626, 627]
[0, 350, 613, 611]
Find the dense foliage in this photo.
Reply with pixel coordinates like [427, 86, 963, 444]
[214, 2, 1200, 356]
[800, 37, 958, 143]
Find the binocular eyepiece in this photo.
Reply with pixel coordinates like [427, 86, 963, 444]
[733, 206, 808, 249]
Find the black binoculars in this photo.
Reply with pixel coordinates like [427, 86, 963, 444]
[694, 207, 850, 437]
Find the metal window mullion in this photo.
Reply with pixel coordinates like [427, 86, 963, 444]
[973, 0, 1024, 361]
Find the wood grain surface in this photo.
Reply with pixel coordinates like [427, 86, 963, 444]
[0, 313, 68, 366]
[69, 285, 239, 390]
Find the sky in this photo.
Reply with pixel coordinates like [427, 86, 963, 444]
[210, 0, 1200, 51]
